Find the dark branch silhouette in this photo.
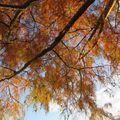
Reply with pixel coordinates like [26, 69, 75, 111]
[0, 0, 95, 82]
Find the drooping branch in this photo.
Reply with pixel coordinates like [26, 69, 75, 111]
[79, 0, 116, 60]
[0, 0, 95, 82]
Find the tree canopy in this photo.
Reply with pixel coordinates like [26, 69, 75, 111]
[0, 0, 119, 119]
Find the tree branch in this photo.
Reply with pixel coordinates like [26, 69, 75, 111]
[79, 0, 116, 60]
[0, 0, 38, 9]
[0, 0, 95, 82]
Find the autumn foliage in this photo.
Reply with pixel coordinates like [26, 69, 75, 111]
[0, 0, 119, 119]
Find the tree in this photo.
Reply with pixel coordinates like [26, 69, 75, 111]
[0, 0, 119, 119]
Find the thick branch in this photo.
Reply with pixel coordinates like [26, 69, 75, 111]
[0, 0, 95, 82]
[79, 0, 116, 60]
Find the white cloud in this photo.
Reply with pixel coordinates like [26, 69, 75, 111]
[96, 74, 120, 117]
[49, 101, 60, 113]
[48, 75, 120, 119]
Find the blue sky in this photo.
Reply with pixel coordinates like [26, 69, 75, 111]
[25, 108, 60, 120]
[20, 90, 60, 120]
[25, 85, 120, 120]
[22, 94, 61, 120]
[24, 77, 120, 120]
[23, 57, 111, 120]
